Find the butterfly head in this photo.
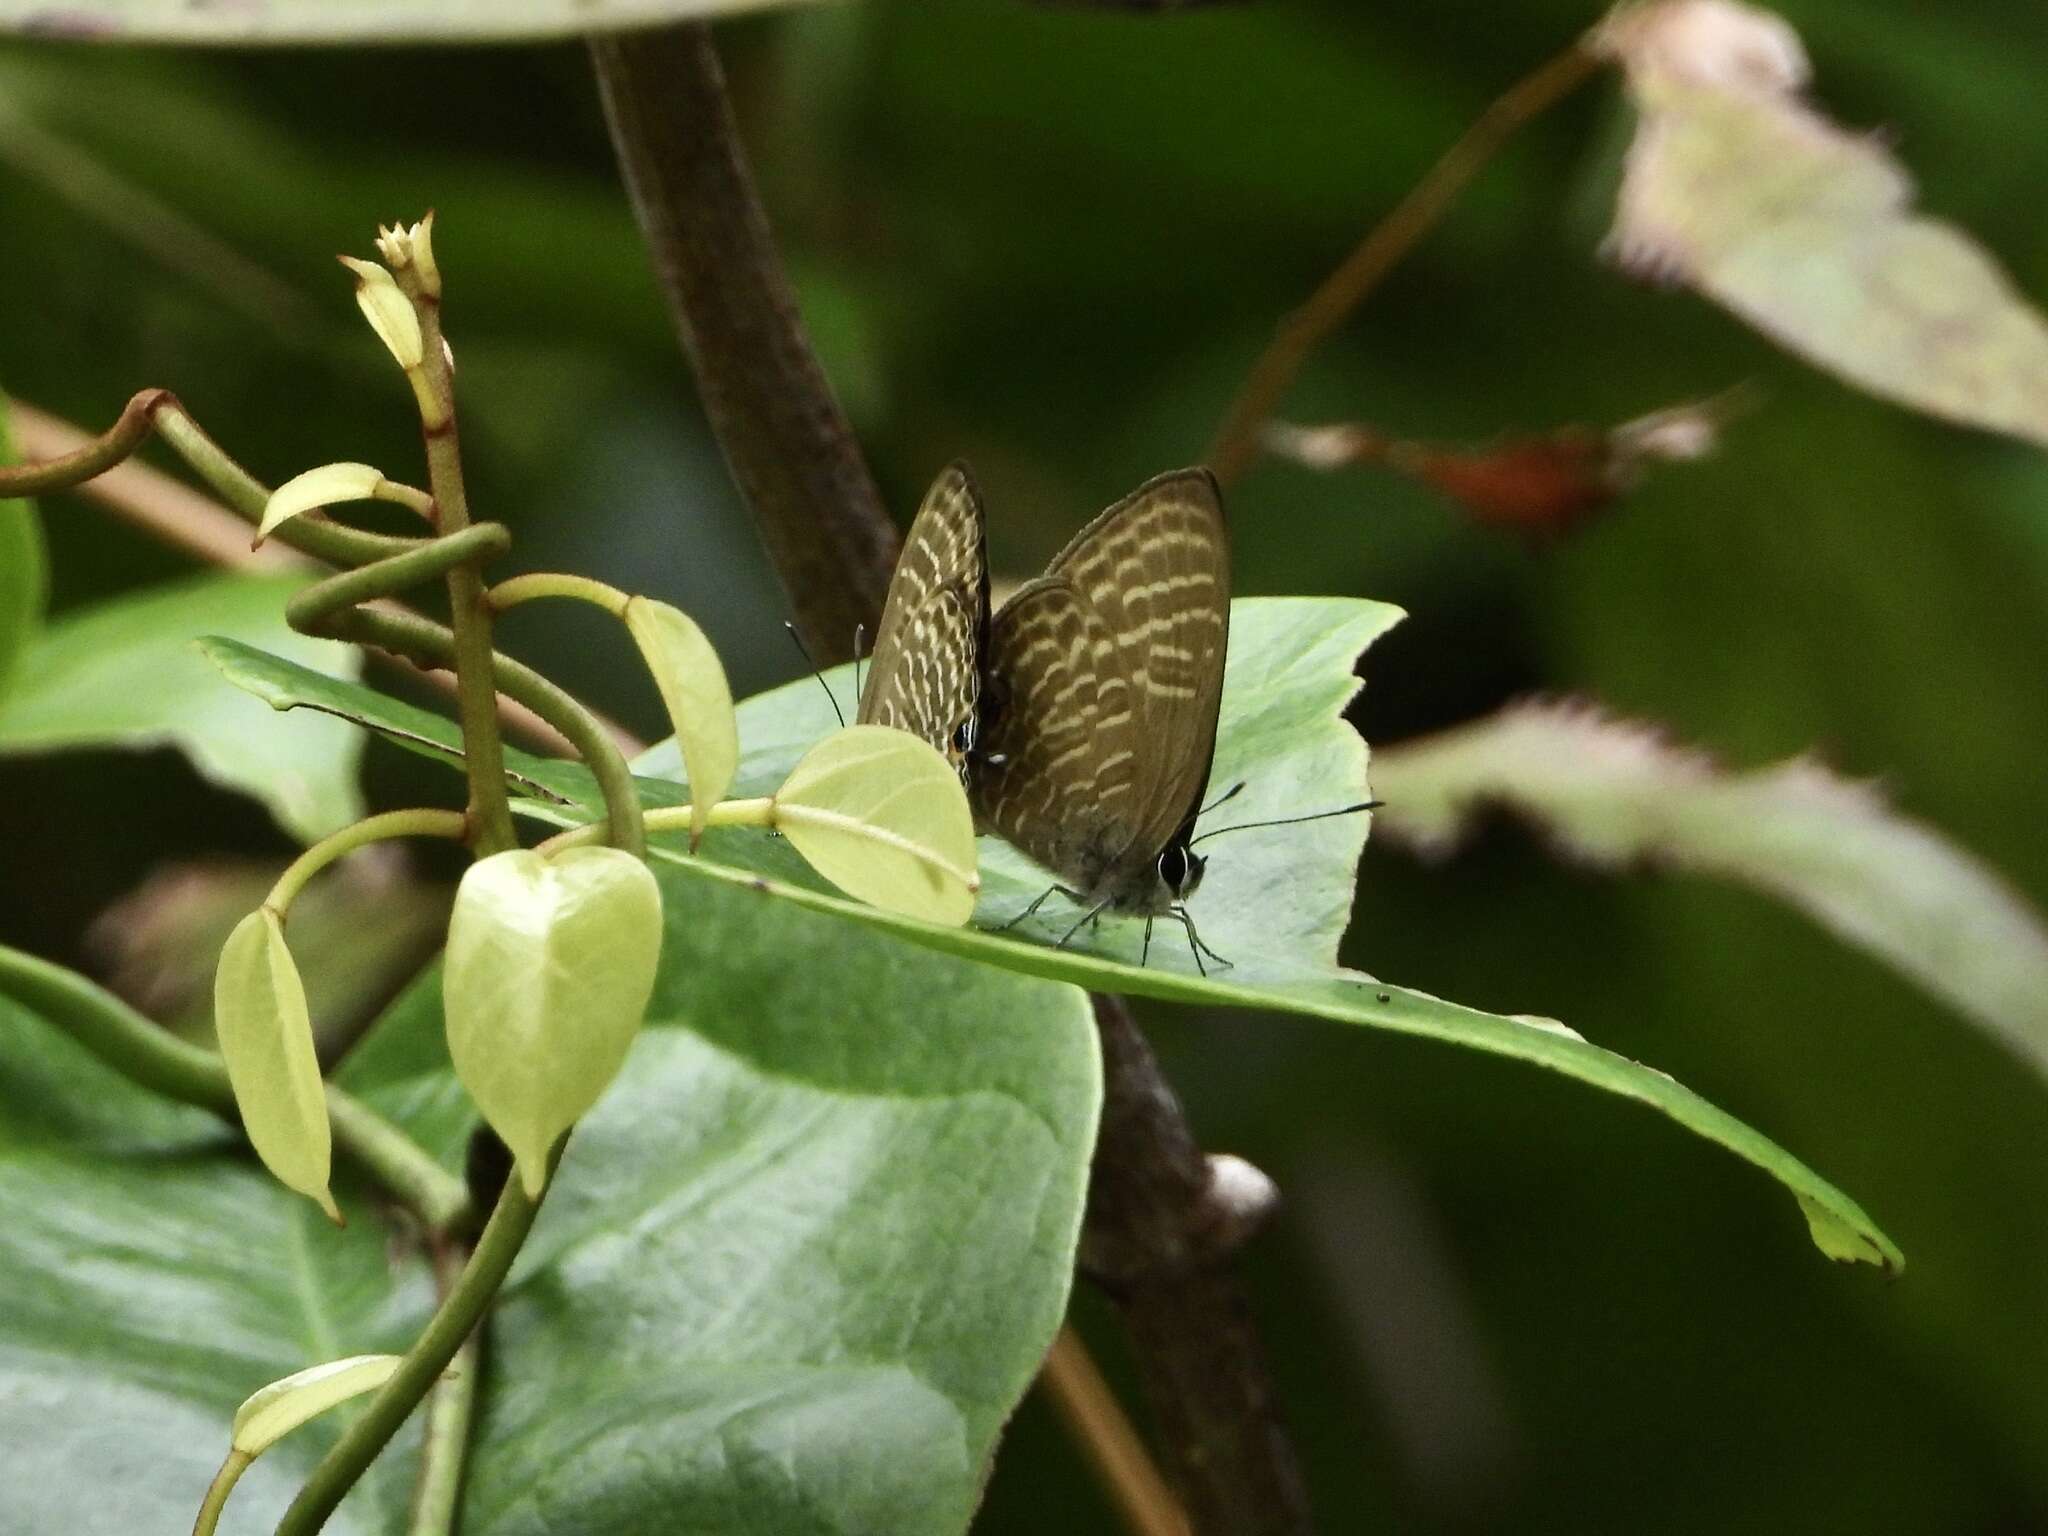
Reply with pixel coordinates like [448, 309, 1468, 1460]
[945, 711, 978, 780]
[1155, 837, 1207, 905]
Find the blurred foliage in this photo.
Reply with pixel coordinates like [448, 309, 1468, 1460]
[2, 0, 2046, 1530]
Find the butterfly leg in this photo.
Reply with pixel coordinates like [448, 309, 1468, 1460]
[996, 885, 1060, 933]
[1141, 914, 1155, 968]
[1172, 905, 1234, 975]
[1056, 898, 1114, 950]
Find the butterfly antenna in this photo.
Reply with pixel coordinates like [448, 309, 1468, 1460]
[854, 622, 866, 703]
[1190, 800, 1383, 846]
[782, 621, 845, 728]
[1198, 781, 1248, 819]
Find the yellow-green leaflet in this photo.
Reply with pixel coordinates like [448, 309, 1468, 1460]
[443, 846, 663, 1197]
[231, 1354, 404, 1454]
[623, 596, 738, 845]
[338, 256, 423, 370]
[258, 462, 384, 543]
[772, 723, 980, 927]
[213, 909, 337, 1220]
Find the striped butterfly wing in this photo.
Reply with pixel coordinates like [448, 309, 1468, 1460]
[856, 463, 990, 773]
[1041, 468, 1229, 891]
[971, 576, 1145, 893]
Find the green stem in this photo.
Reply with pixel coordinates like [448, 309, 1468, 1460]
[535, 796, 772, 855]
[324, 1091, 471, 1234]
[405, 1245, 482, 1536]
[276, 1169, 548, 1536]
[0, 387, 165, 493]
[324, 604, 647, 858]
[152, 400, 423, 567]
[0, 945, 470, 1231]
[283, 524, 511, 635]
[406, 278, 518, 857]
[266, 808, 469, 916]
[190, 1450, 251, 1536]
[0, 389, 419, 567]
[486, 571, 630, 617]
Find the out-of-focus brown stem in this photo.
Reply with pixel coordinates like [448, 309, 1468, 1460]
[1041, 1326, 1192, 1536]
[1084, 996, 1310, 1535]
[589, 23, 896, 664]
[591, 23, 1307, 1532]
[1206, 39, 1601, 487]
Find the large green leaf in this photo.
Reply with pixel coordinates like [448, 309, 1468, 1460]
[0, 864, 1096, 1531]
[0, 391, 47, 710]
[0, 989, 427, 1536]
[203, 598, 1903, 1271]
[0, 0, 829, 45]
[0, 572, 363, 842]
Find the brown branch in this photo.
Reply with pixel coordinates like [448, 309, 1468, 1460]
[1205, 39, 1601, 487]
[590, 23, 1308, 1532]
[588, 24, 897, 665]
[1083, 995, 1310, 1535]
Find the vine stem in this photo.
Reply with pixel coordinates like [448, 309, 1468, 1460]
[486, 571, 631, 617]
[0, 944, 469, 1231]
[405, 1242, 481, 1536]
[2, 396, 594, 755]
[1204, 39, 1602, 487]
[265, 808, 470, 915]
[405, 277, 519, 856]
[190, 1451, 250, 1536]
[311, 602, 647, 860]
[275, 1167, 547, 1536]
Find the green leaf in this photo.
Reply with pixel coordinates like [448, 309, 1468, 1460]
[214, 908, 337, 1220]
[0, 862, 1096, 1531]
[337, 256, 424, 370]
[259, 461, 385, 543]
[444, 847, 663, 1196]
[0, 0, 833, 45]
[232, 1354, 403, 1455]
[1371, 698, 2048, 1088]
[623, 595, 737, 846]
[0, 390, 46, 711]
[0, 572, 364, 842]
[1597, 8, 2048, 449]
[772, 724, 980, 926]
[202, 599, 1903, 1271]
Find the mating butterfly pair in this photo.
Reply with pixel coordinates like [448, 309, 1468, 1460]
[857, 463, 1234, 972]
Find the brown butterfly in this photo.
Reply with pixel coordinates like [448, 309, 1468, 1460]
[856, 462, 989, 779]
[969, 468, 1237, 971]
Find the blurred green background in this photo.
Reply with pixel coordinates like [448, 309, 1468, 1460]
[4, 1, 2047, 1529]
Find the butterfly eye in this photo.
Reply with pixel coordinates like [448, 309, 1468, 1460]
[1157, 843, 1190, 893]
[951, 719, 976, 755]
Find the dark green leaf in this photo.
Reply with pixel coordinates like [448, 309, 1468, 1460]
[0, 573, 364, 841]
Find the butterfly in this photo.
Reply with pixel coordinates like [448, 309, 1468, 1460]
[855, 462, 989, 779]
[969, 468, 1235, 971]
